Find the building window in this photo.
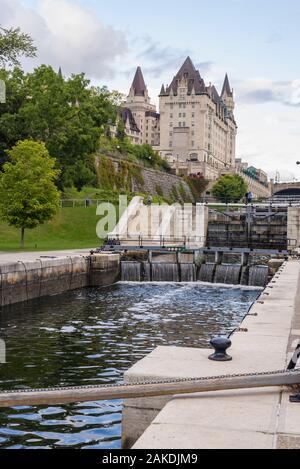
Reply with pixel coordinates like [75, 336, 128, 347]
[169, 142, 172, 147]
[170, 122, 173, 127]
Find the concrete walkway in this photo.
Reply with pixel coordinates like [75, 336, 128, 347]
[126, 260, 300, 449]
[0, 249, 93, 265]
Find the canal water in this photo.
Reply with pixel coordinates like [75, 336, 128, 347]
[0, 283, 259, 449]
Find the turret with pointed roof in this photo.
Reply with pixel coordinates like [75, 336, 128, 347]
[221, 73, 233, 98]
[123, 66, 159, 146]
[221, 73, 234, 115]
[159, 84, 166, 96]
[130, 66, 147, 96]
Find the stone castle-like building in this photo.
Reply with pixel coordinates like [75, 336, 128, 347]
[121, 57, 238, 181]
[121, 67, 160, 147]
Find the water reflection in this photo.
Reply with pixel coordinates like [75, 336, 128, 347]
[0, 283, 258, 449]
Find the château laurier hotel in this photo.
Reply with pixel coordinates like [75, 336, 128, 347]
[121, 57, 237, 181]
[119, 56, 270, 197]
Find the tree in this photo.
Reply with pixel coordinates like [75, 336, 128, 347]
[212, 174, 248, 203]
[0, 140, 60, 247]
[0, 26, 36, 67]
[0, 66, 119, 189]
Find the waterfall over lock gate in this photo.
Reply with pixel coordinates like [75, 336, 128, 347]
[198, 263, 216, 283]
[180, 264, 196, 282]
[142, 262, 151, 282]
[120, 260, 270, 287]
[214, 264, 242, 285]
[121, 262, 141, 282]
[248, 265, 269, 287]
[151, 263, 180, 282]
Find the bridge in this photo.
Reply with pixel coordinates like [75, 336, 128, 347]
[273, 182, 300, 197]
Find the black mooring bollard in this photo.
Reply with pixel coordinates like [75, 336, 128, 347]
[209, 336, 232, 362]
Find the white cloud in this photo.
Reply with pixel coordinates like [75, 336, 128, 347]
[1, 0, 299, 181]
[236, 101, 300, 180]
[235, 78, 300, 107]
[0, 0, 128, 79]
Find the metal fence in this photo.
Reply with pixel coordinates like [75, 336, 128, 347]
[60, 199, 116, 208]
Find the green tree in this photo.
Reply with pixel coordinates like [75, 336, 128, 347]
[212, 174, 248, 203]
[0, 66, 118, 188]
[116, 119, 126, 141]
[0, 140, 60, 247]
[0, 26, 36, 67]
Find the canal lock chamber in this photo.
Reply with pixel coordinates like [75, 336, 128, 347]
[120, 252, 279, 287]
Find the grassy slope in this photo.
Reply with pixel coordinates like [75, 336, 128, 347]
[0, 206, 103, 251]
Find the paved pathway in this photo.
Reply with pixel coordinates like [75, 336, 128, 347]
[127, 260, 300, 449]
[0, 249, 94, 265]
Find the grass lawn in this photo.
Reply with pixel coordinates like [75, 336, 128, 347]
[0, 206, 104, 252]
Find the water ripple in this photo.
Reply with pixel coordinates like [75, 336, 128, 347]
[0, 283, 258, 449]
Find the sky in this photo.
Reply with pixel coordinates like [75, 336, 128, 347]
[1, 0, 300, 181]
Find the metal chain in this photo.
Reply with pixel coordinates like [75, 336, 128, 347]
[1, 368, 299, 395]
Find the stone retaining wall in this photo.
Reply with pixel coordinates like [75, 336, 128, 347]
[135, 167, 194, 202]
[108, 155, 194, 202]
[0, 254, 120, 308]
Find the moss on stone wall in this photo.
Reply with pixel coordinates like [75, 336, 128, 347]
[155, 184, 164, 197]
[97, 155, 144, 192]
[170, 185, 179, 202]
[185, 177, 209, 201]
[96, 154, 194, 203]
[178, 182, 187, 201]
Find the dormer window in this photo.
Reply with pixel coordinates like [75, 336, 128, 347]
[179, 87, 186, 100]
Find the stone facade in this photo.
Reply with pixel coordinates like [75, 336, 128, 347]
[238, 171, 271, 198]
[158, 57, 237, 180]
[121, 58, 271, 195]
[121, 58, 237, 181]
[228, 158, 271, 198]
[122, 67, 160, 146]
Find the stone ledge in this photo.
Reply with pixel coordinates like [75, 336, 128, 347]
[124, 260, 300, 449]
